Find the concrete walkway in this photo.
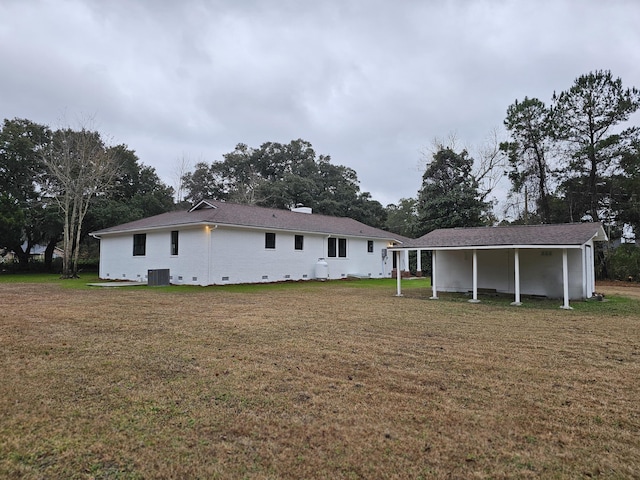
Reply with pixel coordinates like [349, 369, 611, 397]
[87, 281, 148, 287]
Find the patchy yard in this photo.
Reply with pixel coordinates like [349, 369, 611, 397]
[0, 278, 639, 479]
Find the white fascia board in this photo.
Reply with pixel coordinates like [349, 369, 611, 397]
[389, 244, 585, 251]
[188, 199, 218, 212]
[326, 232, 404, 242]
[95, 219, 400, 242]
[214, 222, 399, 241]
[91, 222, 217, 237]
[592, 226, 608, 242]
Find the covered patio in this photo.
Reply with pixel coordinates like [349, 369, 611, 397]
[390, 223, 607, 309]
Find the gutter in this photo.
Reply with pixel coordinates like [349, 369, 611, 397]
[388, 243, 589, 251]
[90, 222, 218, 237]
[91, 221, 402, 243]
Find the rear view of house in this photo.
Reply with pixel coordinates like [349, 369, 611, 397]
[90, 200, 407, 286]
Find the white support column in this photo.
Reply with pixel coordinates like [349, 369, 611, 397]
[582, 246, 587, 299]
[511, 248, 522, 306]
[589, 245, 595, 296]
[206, 225, 213, 285]
[560, 248, 572, 309]
[469, 249, 480, 303]
[395, 250, 403, 297]
[416, 249, 422, 273]
[430, 250, 438, 299]
[403, 249, 409, 273]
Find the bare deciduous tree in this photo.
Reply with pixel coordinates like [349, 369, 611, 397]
[421, 128, 507, 204]
[473, 127, 507, 204]
[43, 126, 118, 278]
[173, 154, 192, 204]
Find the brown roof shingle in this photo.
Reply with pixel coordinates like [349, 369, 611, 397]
[395, 223, 607, 249]
[91, 199, 409, 242]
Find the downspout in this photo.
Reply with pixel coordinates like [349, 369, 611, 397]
[382, 243, 388, 277]
[206, 224, 217, 285]
[89, 233, 102, 278]
[325, 235, 331, 279]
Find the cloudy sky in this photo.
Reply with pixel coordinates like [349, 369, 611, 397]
[2, 0, 639, 209]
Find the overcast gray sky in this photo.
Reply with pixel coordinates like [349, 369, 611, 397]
[2, 0, 639, 208]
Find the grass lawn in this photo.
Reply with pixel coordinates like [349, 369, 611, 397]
[0, 276, 638, 478]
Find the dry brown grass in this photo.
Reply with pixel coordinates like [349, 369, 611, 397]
[1, 279, 639, 479]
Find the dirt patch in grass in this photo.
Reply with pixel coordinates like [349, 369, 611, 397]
[1, 280, 639, 478]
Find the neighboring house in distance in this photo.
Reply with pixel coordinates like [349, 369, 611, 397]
[0, 243, 64, 263]
[90, 199, 408, 286]
[390, 222, 607, 308]
[28, 243, 64, 262]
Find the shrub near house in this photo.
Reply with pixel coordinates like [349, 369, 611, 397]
[608, 244, 640, 281]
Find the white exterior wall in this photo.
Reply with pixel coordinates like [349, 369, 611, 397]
[209, 227, 392, 284]
[324, 236, 392, 280]
[98, 225, 393, 286]
[98, 226, 209, 285]
[435, 247, 589, 299]
[518, 248, 584, 298]
[434, 250, 473, 293]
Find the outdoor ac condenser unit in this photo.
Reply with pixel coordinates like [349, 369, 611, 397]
[148, 269, 170, 286]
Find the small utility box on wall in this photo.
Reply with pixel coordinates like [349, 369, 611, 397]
[148, 269, 170, 286]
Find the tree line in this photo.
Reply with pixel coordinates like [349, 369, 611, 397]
[386, 70, 639, 279]
[1, 70, 638, 279]
[181, 139, 387, 227]
[0, 120, 174, 277]
[388, 70, 639, 239]
[0, 127, 386, 276]
[502, 70, 639, 234]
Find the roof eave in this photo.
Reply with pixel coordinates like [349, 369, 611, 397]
[91, 220, 403, 242]
[390, 243, 590, 250]
[90, 221, 217, 236]
[189, 199, 218, 212]
[593, 224, 608, 242]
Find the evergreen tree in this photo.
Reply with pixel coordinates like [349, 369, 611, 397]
[416, 148, 489, 236]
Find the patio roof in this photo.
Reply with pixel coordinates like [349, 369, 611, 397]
[391, 222, 607, 249]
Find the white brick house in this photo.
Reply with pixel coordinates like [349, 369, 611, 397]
[90, 200, 408, 286]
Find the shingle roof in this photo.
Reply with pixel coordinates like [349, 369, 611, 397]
[91, 199, 409, 242]
[393, 223, 607, 249]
